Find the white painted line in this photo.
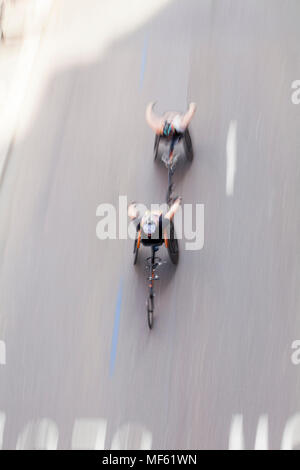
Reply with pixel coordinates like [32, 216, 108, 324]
[35, 419, 59, 450]
[226, 120, 237, 196]
[0, 412, 6, 449]
[0, 340, 5, 364]
[72, 419, 107, 450]
[228, 414, 244, 450]
[140, 429, 152, 450]
[254, 414, 268, 450]
[281, 413, 300, 450]
[111, 423, 152, 450]
[16, 419, 58, 449]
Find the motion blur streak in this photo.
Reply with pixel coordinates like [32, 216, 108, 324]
[139, 34, 149, 91]
[0, 0, 300, 450]
[0, 36, 40, 179]
[10, 0, 172, 141]
[110, 280, 123, 377]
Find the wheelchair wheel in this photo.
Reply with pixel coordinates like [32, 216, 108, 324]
[183, 128, 193, 162]
[147, 295, 154, 329]
[154, 134, 160, 161]
[167, 220, 179, 265]
[133, 238, 139, 265]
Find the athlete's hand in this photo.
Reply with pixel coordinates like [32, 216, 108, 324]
[128, 202, 138, 219]
[147, 101, 156, 112]
[172, 197, 182, 212]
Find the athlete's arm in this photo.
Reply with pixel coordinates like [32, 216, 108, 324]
[180, 102, 196, 130]
[128, 203, 144, 229]
[145, 102, 164, 134]
[164, 197, 182, 221]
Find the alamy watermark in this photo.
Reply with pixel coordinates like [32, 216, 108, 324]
[291, 80, 300, 104]
[291, 340, 300, 365]
[96, 196, 204, 251]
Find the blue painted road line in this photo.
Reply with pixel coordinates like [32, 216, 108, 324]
[109, 280, 123, 376]
[140, 34, 149, 90]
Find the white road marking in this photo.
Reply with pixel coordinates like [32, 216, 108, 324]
[226, 120, 237, 196]
[71, 419, 107, 450]
[16, 419, 58, 449]
[254, 414, 268, 450]
[35, 419, 59, 450]
[0, 340, 6, 365]
[2, 411, 300, 449]
[281, 413, 300, 450]
[228, 414, 244, 450]
[0, 412, 6, 449]
[140, 430, 152, 450]
[111, 423, 152, 450]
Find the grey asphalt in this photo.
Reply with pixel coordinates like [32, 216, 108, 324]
[0, 0, 300, 449]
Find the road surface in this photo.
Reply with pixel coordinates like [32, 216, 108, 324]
[0, 0, 300, 449]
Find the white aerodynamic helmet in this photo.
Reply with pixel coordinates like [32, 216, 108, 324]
[142, 213, 157, 236]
